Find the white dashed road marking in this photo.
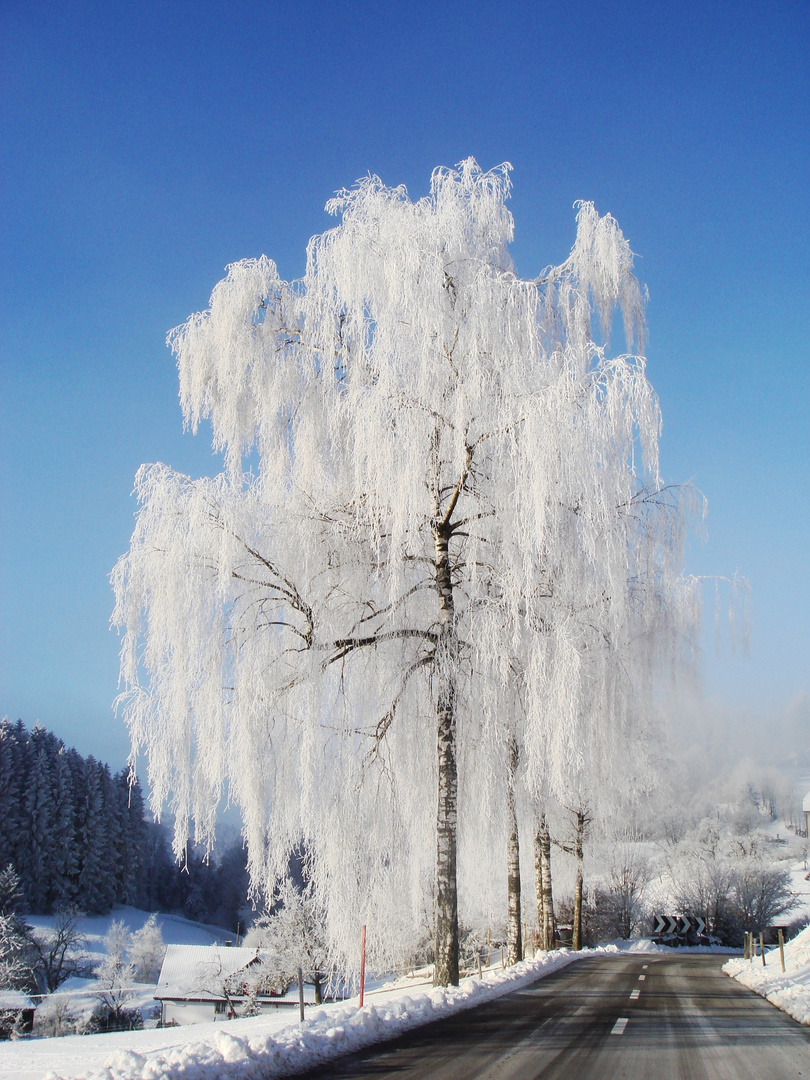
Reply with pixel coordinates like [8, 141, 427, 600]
[638, 974, 646, 981]
[611, 1017, 629, 1035]
[642, 964, 648, 969]
[630, 989, 640, 1000]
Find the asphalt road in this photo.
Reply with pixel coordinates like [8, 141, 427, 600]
[300, 954, 810, 1079]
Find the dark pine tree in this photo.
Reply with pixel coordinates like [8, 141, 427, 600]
[75, 758, 111, 913]
[114, 770, 148, 906]
[97, 764, 122, 911]
[23, 736, 55, 913]
[0, 721, 25, 884]
[49, 746, 79, 908]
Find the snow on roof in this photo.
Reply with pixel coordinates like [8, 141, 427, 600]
[803, 790, 810, 813]
[0, 989, 34, 1010]
[155, 944, 260, 1001]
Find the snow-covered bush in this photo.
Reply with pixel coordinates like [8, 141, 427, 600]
[731, 860, 798, 935]
[127, 913, 165, 982]
[91, 919, 137, 1029]
[244, 878, 328, 1002]
[582, 838, 654, 942]
[667, 824, 799, 944]
[0, 913, 39, 994]
[0, 1004, 29, 1041]
[34, 992, 80, 1038]
[84, 1001, 143, 1034]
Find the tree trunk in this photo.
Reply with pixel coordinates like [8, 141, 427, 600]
[572, 809, 586, 951]
[313, 969, 322, 1005]
[433, 526, 459, 987]
[534, 823, 545, 948]
[538, 814, 556, 949]
[506, 736, 522, 966]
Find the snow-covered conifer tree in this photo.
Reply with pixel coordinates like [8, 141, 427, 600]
[23, 736, 54, 913]
[75, 759, 109, 914]
[0, 722, 27, 888]
[50, 748, 79, 908]
[113, 160, 699, 984]
[0, 911, 38, 994]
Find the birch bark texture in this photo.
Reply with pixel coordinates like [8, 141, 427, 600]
[112, 159, 699, 984]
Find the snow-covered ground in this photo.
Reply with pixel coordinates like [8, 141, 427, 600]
[724, 923, 810, 1026]
[786, 858, 810, 924]
[0, 944, 662, 1080]
[0, 891, 796, 1080]
[25, 908, 231, 958]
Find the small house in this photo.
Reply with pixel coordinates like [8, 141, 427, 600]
[0, 989, 35, 1038]
[803, 790, 810, 838]
[155, 944, 303, 1026]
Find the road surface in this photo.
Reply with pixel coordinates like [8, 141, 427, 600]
[301, 954, 810, 1079]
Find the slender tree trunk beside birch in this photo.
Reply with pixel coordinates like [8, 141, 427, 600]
[535, 814, 557, 950]
[505, 736, 522, 965]
[571, 808, 590, 952]
[433, 511, 460, 985]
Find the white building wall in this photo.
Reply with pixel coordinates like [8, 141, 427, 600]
[161, 1001, 217, 1026]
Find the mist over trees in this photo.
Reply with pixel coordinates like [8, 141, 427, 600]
[113, 159, 705, 984]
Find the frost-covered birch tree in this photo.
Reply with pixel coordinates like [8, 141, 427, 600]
[113, 159, 699, 985]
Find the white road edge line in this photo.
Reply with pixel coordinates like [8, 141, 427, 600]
[611, 1017, 629, 1035]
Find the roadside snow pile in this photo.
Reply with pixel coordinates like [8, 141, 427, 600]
[723, 925, 810, 1025]
[597, 938, 738, 955]
[12, 950, 584, 1080]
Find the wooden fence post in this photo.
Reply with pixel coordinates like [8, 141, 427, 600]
[298, 967, 304, 1023]
[760, 933, 766, 966]
[778, 929, 786, 973]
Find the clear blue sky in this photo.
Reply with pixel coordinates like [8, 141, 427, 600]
[2, 0, 808, 768]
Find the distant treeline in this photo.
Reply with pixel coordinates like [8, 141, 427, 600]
[0, 720, 250, 929]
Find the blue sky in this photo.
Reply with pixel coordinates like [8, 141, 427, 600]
[2, 0, 808, 768]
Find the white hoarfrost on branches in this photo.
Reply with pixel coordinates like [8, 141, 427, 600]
[112, 159, 701, 985]
[244, 878, 329, 1002]
[127, 913, 166, 983]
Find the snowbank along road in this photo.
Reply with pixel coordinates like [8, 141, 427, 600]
[301, 954, 810, 1080]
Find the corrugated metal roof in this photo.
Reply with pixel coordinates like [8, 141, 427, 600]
[155, 944, 260, 1001]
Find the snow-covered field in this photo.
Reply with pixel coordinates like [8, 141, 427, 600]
[724, 923, 810, 1026]
[25, 908, 231, 956]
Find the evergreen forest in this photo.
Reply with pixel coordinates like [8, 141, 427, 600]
[0, 719, 249, 930]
